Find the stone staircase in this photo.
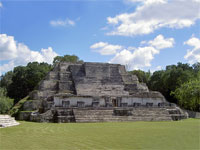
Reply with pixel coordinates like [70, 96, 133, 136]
[0, 115, 20, 128]
[55, 108, 75, 123]
[28, 106, 187, 123]
[73, 107, 174, 123]
[167, 107, 188, 120]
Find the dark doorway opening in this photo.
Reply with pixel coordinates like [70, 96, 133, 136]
[112, 99, 117, 107]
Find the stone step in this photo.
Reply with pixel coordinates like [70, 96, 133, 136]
[0, 115, 20, 128]
[75, 117, 172, 123]
[0, 120, 15, 123]
[55, 107, 186, 123]
[74, 112, 169, 115]
[77, 116, 170, 119]
[0, 118, 16, 121]
[1, 122, 19, 126]
[0, 119, 16, 122]
[76, 116, 171, 120]
[74, 112, 114, 115]
[75, 116, 171, 120]
[72, 108, 174, 122]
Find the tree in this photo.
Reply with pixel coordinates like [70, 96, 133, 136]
[148, 63, 194, 103]
[148, 70, 166, 94]
[53, 55, 83, 65]
[192, 62, 200, 75]
[0, 88, 14, 114]
[25, 62, 52, 91]
[129, 70, 151, 84]
[172, 77, 200, 111]
[6, 62, 52, 104]
[7, 66, 28, 103]
[0, 71, 13, 90]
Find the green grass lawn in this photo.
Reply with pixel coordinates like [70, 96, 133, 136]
[0, 119, 199, 150]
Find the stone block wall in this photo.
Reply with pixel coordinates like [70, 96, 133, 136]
[23, 62, 188, 123]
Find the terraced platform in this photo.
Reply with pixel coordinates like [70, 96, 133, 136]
[19, 62, 188, 123]
[72, 107, 185, 123]
[0, 115, 20, 128]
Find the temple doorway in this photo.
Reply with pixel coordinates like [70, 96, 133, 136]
[112, 98, 117, 107]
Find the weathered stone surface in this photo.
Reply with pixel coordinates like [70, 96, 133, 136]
[18, 111, 32, 121]
[183, 109, 200, 118]
[21, 62, 188, 123]
[23, 100, 42, 111]
[0, 115, 20, 128]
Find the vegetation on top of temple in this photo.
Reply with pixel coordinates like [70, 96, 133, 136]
[129, 70, 151, 83]
[53, 55, 83, 65]
[8, 96, 29, 117]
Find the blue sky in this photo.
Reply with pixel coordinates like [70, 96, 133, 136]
[0, 0, 200, 75]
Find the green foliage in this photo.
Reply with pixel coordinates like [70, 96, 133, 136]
[9, 96, 29, 117]
[5, 62, 52, 103]
[0, 88, 14, 114]
[53, 54, 83, 65]
[172, 77, 200, 111]
[129, 70, 151, 83]
[0, 71, 13, 90]
[148, 70, 166, 94]
[192, 62, 200, 73]
[148, 62, 195, 103]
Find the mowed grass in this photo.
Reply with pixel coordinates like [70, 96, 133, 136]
[0, 119, 199, 150]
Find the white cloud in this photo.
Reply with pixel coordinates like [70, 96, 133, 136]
[127, 0, 167, 4]
[149, 65, 163, 73]
[0, 2, 3, 8]
[184, 36, 200, 64]
[107, 0, 200, 36]
[89, 35, 174, 70]
[95, 34, 173, 70]
[0, 61, 15, 75]
[148, 34, 174, 49]
[50, 18, 75, 27]
[156, 65, 162, 70]
[90, 42, 123, 55]
[0, 34, 58, 75]
[0, 34, 18, 60]
[109, 46, 159, 70]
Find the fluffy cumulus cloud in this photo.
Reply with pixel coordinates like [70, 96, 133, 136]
[0, 34, 18, 60]
[108, 34, 174, 70]
[50, 18, 75, 27]
[107, 0, 200, 36]
[148, 34, 174, 49]
[184, 36, 200, 64]
[0, 34, 58, 75]
[90, 42, 123, 55]
[110, 47, 159, 69]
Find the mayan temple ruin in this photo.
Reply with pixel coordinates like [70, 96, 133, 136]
[19, 62, 188, 123]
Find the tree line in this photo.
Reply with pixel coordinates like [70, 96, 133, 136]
[129, 62, 200, 111]
[0, 54, 199, 113]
